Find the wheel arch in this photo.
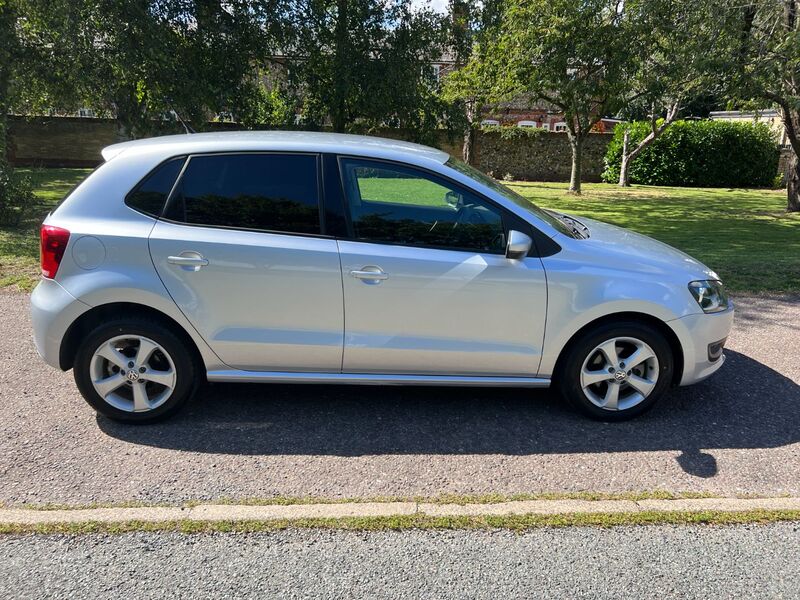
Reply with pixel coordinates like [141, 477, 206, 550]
[552, 311, 684, 386]
[59, 302, 205, 372]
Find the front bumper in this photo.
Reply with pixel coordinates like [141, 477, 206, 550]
[668, 304, 735, 386]
[30, 278, 91, 370]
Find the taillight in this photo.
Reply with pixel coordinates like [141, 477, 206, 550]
[40, 225, 70, 278]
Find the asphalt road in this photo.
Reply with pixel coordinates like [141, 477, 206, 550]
[1, 291, 798, 504]
[1, 524, 798, 599]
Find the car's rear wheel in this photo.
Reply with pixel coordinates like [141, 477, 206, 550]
[73, 318, 198, 423]
[555, 321, 674, 421]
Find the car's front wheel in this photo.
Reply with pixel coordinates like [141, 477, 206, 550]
[555, 321, 674, 421]
[73, 317, 198, 423]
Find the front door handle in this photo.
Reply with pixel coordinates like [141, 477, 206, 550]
[350, 266, 389, 284]
[168, 252, 209, 271]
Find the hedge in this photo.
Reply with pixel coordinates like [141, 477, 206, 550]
[602, 119, 780, 187]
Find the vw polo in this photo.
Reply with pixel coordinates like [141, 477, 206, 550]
[31, 132, 733, 423]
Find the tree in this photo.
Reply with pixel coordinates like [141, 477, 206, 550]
[284, 0, 453, 142]
[455, 0, 635, 193]
[615, 0, 729, 186]
[732, 0, 800, 211]
[10, 0, 282, 137]
[442, 0, 505, 163]
[0, 0, 17, 158]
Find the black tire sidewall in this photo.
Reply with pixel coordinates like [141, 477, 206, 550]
[556, 321, 674, 421]
[73, 319, 197, 424]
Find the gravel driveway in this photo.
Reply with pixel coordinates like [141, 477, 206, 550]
[1, 524, 798, 599]
[1, 291, 798, 505]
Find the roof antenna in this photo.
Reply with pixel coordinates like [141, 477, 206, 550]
[164, 97, 196, 134]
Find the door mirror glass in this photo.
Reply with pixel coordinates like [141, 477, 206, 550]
[506, 230, 533, 259]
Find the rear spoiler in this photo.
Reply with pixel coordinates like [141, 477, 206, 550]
[101, 139, 140, 162]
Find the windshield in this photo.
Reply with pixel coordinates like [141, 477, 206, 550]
[445, 157, 576, 237]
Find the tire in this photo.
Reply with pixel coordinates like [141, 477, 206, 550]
[555, 320, 674, 421]
[73, 317, 199, 424]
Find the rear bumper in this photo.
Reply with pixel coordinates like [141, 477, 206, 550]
[30, 278, 90, 370]
[668, 305, 735, 386]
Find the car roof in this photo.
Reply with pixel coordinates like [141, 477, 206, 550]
[102, 130, 451, 166]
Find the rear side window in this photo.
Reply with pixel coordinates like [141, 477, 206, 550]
[125, 157, 186, 217]
[164, 153, 321, 235]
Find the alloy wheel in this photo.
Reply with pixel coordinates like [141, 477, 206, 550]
[579, 336, 660, 411]
[89, 334, 177, 413]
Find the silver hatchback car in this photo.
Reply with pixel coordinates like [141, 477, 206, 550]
[31, 131, 733, 423]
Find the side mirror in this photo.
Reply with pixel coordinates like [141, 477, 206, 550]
[506, 230, 533, 260]
[444, 191, 461, 208]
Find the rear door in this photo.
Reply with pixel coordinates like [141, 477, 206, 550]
[336, 157, 548, 376]
[148, 152, 344, 372]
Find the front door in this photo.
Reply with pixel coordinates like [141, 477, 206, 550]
[149, 152, 343, 372]
[336, 158, 547, 377]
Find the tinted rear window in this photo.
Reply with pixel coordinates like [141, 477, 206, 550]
[164, 153, 321, 235]
[125, 157, 186, 217]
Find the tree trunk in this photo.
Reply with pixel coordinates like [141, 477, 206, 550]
[618, 128, 631, 187]
[463, 126, 475, 164]
[462, 100, 475, 164]
[619, 102, 680, 188]
[568, 136, 582, 194]
[787, 150, 800, 212]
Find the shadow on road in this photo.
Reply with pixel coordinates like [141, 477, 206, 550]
[99, 350, 799, 478]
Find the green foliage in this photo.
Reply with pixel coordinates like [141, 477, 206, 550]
[479, 125, 548, 140]
[602, 120, 780, 187]
[284, 0, 458, 142]
[232, 82, 295, 130]
[0, 163, 36, 227]
[9, 0, 278, 137]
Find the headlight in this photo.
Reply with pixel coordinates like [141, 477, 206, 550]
[688, 280, 729, 313]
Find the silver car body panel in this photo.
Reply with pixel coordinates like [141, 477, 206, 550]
[338, 240, 547, 376]
[31, 131, 733, 389]
[149, 220, 344, 371]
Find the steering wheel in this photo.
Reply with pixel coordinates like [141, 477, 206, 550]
[454, 203, 482, 227]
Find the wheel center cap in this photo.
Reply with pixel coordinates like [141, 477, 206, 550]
[614, 370, 627, 382]
[126, 370, 140, 382]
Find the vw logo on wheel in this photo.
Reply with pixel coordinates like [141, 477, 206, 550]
[126, 370, 140, 382]
[614, 370, 627, 382]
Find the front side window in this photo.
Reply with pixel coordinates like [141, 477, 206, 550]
[340, 158, 505, 253]
[164, 153, 320, 235]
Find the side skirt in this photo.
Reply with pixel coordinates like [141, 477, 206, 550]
[206, 371, 551, 387]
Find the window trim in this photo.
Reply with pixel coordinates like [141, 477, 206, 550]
[158, 151, 330, 240]
[335, 155, 521, 256]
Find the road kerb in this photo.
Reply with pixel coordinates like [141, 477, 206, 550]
[1, 497, 799, 527]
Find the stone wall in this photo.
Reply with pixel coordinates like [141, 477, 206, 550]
[473, 131, 612, 182]
[6, 115, 613, 181]
[7, 116, 126, 167]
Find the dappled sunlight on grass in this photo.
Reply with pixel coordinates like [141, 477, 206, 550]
[509, 182, 799, 293]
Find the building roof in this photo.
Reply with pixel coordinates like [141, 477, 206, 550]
[102, 130, 450, 165]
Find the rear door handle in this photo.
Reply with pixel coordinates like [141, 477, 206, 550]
[350, 266, 389, 283]
[168, 252, 209, 271]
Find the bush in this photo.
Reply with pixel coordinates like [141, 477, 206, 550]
[0, 162, 37, 226]
[602, 120, 780, 187]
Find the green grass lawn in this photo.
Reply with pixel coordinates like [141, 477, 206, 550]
[0, 168, 91, 290]
[1, 168, 797, 293]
